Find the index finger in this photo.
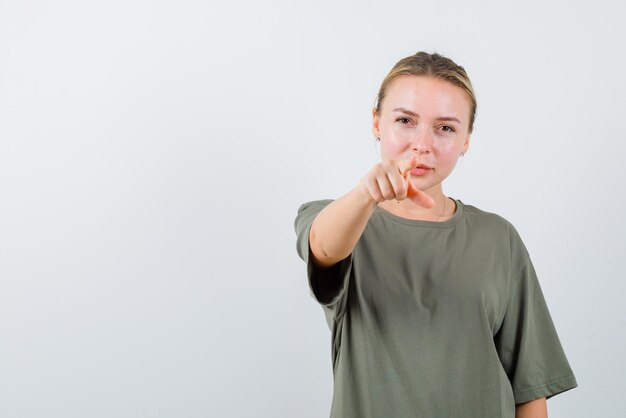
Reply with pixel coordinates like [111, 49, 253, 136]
[397, 155, 418, 177]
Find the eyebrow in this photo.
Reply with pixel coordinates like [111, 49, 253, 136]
[392, 107, 461, 124]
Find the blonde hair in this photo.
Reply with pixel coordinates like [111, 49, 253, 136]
[375, 52, 477, 133]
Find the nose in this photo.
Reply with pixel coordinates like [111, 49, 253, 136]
[411, 126, 433, 154]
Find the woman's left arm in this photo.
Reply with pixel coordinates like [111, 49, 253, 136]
[515, 397, 547, 418]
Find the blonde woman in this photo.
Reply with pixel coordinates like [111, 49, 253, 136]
[295, 52, 577, 418]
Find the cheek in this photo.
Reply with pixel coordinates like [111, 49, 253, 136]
[434, 142, 463, 169]
[380, 137, 408, 158]
[434, 139, 458, 152]
[434, 139, 463, 157]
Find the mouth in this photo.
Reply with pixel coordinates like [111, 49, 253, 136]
[410, 164, 433, 176]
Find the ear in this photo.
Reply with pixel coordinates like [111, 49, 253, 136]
[462, 134, 470, 155]
[371, 108, 381, 139]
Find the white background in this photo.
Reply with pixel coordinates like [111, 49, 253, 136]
[1, 1, 624, 417]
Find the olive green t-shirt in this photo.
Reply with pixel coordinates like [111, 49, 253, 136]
[295, 199, 577, 418]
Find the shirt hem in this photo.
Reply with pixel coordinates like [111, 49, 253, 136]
[513, 374, 578, 404]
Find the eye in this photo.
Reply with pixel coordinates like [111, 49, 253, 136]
[440, 125, 455, 133]
[396, 117, 412, 124]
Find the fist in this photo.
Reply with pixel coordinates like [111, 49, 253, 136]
[358, 156, 435, 208]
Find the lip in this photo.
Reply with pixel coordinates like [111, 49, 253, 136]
[410, 164, 432, 176]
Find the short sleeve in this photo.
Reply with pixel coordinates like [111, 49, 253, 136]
[294, 200, 352, 325]
[494, 253, 578, 404]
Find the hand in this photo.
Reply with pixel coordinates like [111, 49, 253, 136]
[358, 156, 435, 208]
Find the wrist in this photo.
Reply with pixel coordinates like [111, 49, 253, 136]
[352, 184, 378, 211]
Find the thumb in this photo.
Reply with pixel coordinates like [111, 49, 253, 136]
[398, 155, 418, 177]
[407, 182, 436, 208]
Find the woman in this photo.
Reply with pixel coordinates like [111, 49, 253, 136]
[294, 52, 577, 417]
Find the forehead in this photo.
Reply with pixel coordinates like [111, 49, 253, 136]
[382, 75, 471, 121]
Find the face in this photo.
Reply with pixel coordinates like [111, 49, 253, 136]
[372, 75, 472, 193]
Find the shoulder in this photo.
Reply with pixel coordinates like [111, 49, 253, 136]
[461, 201, 511, 229]
[459, 201, 527, 250]
[297, 199, 334, 214]
[462, 203, 521, 242]
[294, 199, 335, 232]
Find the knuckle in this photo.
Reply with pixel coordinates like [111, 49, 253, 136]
[382, 160, 395, 171]
[368, 186, 383, 203]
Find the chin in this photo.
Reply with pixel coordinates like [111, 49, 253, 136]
[410, 176, 444, 192]
[409, 178, 434, 190]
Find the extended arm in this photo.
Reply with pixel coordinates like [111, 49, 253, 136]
[309, 156, 432, 268]
[309, 186, 376, 268]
